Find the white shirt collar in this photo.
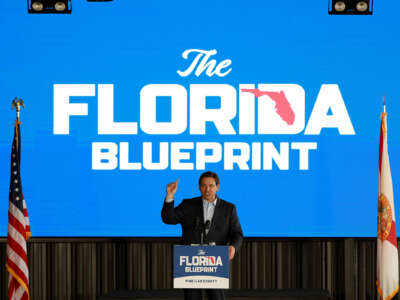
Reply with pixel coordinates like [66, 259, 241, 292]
[202, 197, 217, 206]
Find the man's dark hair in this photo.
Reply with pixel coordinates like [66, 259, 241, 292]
[199, 171, 220, 186]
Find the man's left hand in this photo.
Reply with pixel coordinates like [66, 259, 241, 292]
[229, 246, 235, 260]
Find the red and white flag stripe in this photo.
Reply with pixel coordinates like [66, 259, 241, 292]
[22, 196, 31, 239]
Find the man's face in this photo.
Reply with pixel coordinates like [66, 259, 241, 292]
[199, 177, 219, 202]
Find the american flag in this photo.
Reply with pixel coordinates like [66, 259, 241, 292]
[6, 121, 31, 300]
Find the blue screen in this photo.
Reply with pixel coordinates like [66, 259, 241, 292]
[1, 0, 400, 237]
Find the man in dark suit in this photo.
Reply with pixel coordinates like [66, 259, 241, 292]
[161, 171, 243, 300]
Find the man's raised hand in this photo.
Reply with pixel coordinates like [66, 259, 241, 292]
[166, 178, 179, 199]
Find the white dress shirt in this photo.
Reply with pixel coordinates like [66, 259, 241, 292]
[203, 197, 217, 235]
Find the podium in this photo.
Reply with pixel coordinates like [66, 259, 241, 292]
[173, 245, 230, 289]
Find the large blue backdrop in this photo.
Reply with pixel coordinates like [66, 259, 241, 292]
[1, 0, 400, 237]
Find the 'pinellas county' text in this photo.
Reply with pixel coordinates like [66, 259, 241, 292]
[52, 49, 355, 171]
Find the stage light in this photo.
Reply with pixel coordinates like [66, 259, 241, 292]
[31, 1, 44, 12]
[54, 1, 67, 11]
[334, 1, 346, 12]
[356, 1, 369, 12]
[27, 0, 71, 14]
[329, 0, 373, 15]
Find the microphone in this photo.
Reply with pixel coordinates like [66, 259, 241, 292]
[204, 220, 211, 231]
[203, 220, 211, 245]
[194, 216, 204, 245]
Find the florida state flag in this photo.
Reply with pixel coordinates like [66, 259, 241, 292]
[377, 105, 399, 300]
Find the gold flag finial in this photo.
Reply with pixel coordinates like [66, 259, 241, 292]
[11, 98, 25, 122]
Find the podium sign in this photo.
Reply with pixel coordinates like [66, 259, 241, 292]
[173, 245, 229, 289]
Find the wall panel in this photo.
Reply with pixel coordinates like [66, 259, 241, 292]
[0, 238, 384, 300]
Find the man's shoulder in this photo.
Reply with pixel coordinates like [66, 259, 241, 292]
[182, 197, 202, 204]
[217, 198, 236, 209]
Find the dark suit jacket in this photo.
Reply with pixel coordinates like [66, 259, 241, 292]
[161, 196, 243, 252]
